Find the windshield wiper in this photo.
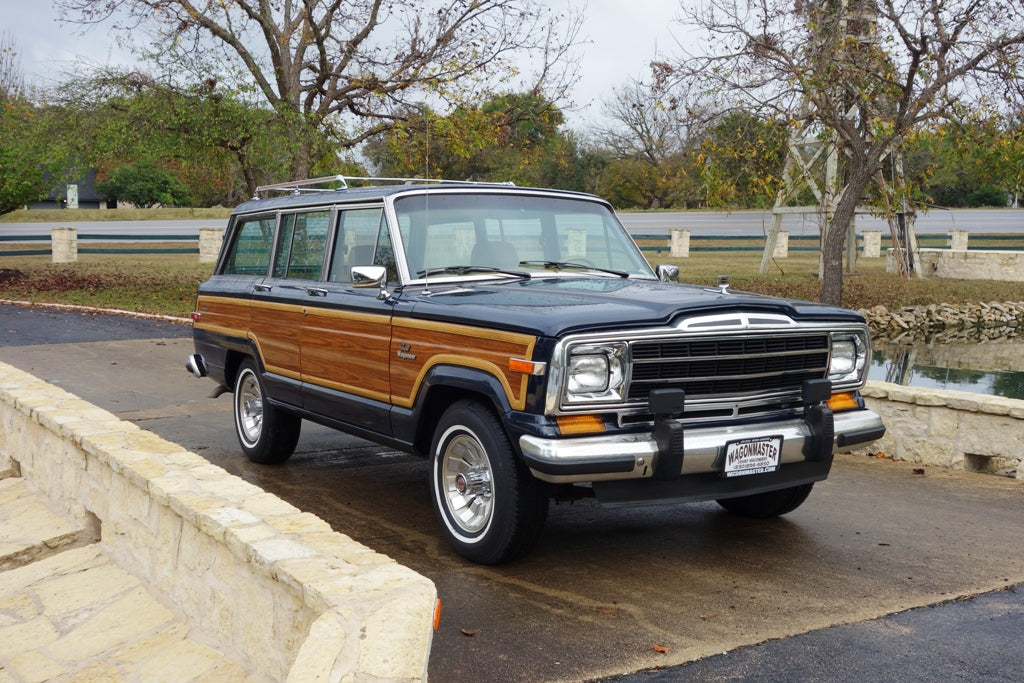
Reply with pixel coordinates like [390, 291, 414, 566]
[518, 260, 630, 278]
[416, 265, 530, 278]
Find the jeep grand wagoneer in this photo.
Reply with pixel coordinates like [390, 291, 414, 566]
[187, 176, 885, 563]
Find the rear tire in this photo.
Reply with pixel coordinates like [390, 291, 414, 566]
[430, 400, 548, 564]
[716, 483, 814, 518]
[233, 358, 301, 464]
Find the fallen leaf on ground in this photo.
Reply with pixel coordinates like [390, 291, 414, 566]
[459, 628, 479, 637]
[653, 645, 669, 654]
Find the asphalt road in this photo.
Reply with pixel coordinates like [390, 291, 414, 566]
[3, 208, 1024, 239]
[618, 207, 1024, 236]
[1, 303, 1022, 682]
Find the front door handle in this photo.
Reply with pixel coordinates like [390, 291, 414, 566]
[253, 283, 272, 293]
[306, 287, 328, 297]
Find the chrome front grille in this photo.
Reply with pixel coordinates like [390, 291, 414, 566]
[627, 333, 830, 402]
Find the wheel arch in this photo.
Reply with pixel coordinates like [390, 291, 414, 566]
[222, 341, 263, 390]
[409, 364, 516, 457]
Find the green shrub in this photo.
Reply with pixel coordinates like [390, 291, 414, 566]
[97, 162, 192, 208]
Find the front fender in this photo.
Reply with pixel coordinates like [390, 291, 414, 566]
[395, 363, 518, 457]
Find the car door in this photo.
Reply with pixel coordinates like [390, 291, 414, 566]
[249, 208, 333, 408]
[299, 205, 397, 433]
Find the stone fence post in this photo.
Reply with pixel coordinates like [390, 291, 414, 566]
[669, 228, 690, 258]
[861, 230, 882, 258]
[198, 227, 225, 264]
[51, 227, 78, 263]
[772, 231, 789, 259]
[949, 230, 969, 252]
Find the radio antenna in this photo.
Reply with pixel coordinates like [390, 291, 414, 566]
[422, 105, 432, 295]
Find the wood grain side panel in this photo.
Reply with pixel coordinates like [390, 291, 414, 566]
[249, 300, 303, 378]
[193, 295, 249, 338]
[391, 319, 537, 411]
[301, 309, 392, 402]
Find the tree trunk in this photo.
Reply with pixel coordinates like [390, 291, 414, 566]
[819, 167, 874, 306]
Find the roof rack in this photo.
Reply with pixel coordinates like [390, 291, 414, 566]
[252, 175, 513, 199]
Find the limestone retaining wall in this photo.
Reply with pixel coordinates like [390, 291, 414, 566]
[0, 361, 436, 681]
[847, 380, 1024, 480]
[888, 248, 1024, 282]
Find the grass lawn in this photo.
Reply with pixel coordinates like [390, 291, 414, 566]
[0, 253, 213, 318]
[0, 207, 231, 223]
[3, 245, 1024, 319]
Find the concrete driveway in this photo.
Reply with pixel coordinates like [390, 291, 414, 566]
[2, 303, 1022, 681]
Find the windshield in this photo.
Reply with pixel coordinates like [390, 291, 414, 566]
[392, 192, 655, 281]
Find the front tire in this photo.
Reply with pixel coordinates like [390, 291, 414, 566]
[430, 400, 548, 564]
[233, 358, 301, 464]
[716, 483, 814, 518]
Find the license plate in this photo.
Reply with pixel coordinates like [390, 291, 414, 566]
[723, 436, 782, 478]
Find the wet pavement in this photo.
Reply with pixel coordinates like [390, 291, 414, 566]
[2, 301, 1023, 681]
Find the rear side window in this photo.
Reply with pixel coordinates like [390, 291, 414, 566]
[272, 210, 332, 280]
[222, 216, 275, 275]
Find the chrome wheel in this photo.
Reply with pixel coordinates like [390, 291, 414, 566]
[236, 368, 264, 447]
[429, 400, 549, 564]
[232, 358, 301, 465]
[439, 430, 495, 535]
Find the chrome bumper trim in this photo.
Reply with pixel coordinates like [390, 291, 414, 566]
[519, 409, 884, 484]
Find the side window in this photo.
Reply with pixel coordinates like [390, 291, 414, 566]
[272, 210, 331, 280]
[221, 216, 275, 275]
[329, 208, 391, 282]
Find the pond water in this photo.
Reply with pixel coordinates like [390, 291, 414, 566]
[868, 334, 1024, 400]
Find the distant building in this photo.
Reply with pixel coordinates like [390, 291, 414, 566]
[29, 169, 115, 210]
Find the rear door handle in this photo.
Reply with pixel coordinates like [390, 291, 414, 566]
[253, 283, 272, 293]
[306, 287, 328, 297]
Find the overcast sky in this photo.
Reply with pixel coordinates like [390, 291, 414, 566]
[4, 0, 684, 129]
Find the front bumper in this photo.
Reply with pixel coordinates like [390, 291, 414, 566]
[518, 408, 885, 484]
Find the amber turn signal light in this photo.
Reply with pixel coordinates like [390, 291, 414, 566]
[556, 414, 606, 435]
[509, 358, 545, 375]
[827, 392, 859, 411]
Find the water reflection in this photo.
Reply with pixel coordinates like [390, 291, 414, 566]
[868, 331, 1024, 400]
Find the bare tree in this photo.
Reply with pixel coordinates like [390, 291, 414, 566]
[590, 77, 715, 208]
[1, 31, 24, 100]
[664, 0, 1024, 306]
[598, 80, 699, 165]
[55, 0, 583, 178]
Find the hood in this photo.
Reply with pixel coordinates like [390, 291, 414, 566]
[398, 276, 863, 337]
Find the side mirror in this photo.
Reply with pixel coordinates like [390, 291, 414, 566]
[657, 264, 679, 283]
[351, 265, 393, 302]
[351, 265, 387, 288]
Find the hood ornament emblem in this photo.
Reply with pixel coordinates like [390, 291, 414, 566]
[716, 275, 731, 295]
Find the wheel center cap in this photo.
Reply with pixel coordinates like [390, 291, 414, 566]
[454, 468, 490, 497]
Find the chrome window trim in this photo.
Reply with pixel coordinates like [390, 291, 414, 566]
[380, 188, 653, 285]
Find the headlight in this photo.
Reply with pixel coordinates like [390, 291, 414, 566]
[829, 332, 867, 385]
[568, 354, 610, 393]
[564, 343, 626, 404]
[830, 339, 857, 375]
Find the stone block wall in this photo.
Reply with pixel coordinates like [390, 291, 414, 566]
[888, 248, 1024, 282]
[0, 361, 436, 681]
[847, 381, 1024, 480]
